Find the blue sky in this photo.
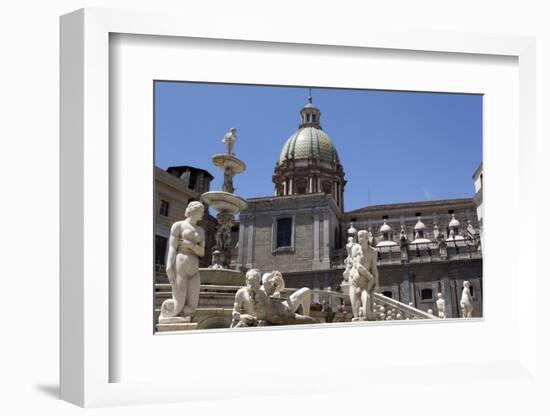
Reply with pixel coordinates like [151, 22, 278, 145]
[155, 82, 482, 211]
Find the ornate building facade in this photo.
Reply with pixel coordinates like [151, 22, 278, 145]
[154, 96, 483, 320]
[234, 97, 483, 318]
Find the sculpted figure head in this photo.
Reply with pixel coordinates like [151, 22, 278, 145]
[185, 201, 205, 222]
[463, 280, 470, 289]
[358, 230, 369, 247]
[245, 269, 262, 292]
[262, 270, 285, 296]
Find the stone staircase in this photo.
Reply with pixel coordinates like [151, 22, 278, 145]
[154, 283, 436, 331]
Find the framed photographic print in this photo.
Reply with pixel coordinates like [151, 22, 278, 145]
[60, 7, 538, 408]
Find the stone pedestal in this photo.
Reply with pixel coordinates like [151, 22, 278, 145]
[156, 322, 199, 332]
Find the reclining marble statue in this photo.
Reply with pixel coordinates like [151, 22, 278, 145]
[159, 201, 206, 323]
[349, 229, 379, 321]
[262, 271, 312, 317]
[231, 269, 317, 327]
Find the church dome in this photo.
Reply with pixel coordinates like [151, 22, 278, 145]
[279, 127, 340, 165]
[272, 92, 346, 210]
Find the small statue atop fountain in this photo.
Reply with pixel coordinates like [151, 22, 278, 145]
[202, 128, 247, 270]
[222, 127, 237, 155]
[349, 230, 379, 321]
[436, 292, 446, 319]
[460, 280, 474, 318]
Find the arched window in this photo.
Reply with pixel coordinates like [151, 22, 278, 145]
[295, 178, 307, 194]
[322, 181, 332, 194]
[421, 288, 433, 301]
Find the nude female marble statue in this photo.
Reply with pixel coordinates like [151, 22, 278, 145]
[159, 201, 206, 323]
[349, 230, 379, 321]
[460, 280, 474, 318]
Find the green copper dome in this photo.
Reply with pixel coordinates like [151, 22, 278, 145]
[279, 127, 340, 164]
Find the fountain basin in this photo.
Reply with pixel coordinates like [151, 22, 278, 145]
[212, 154, 246, 174]
[199, 268, 245, 286]
[201, 191, 248, 214]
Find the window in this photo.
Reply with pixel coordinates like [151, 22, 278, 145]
[382, 291, 393, 298]
[417, 230, 424, 239]
[296, 178, 307, 194]
[159, 200, 170, 216]
[155, 235, 168, 266]
[383, 232, 389, 241]
[276, 218, 292, 248]
[421, 288, 433, 301]
[189, 171, 197, 190]
[322, 181, 332, 194]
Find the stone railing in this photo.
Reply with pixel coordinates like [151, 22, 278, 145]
[332, 238, 481, 266]
[372, 293, 438, 320]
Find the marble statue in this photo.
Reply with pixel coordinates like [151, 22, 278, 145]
[436, 292, 446, 318]
[433, 225, 440, 240]
[159, 201, 206, 323]
[231, 269, 265, 328]
[213, 212, 234, 267]
[460, 280, 474, 318]
[349, 229, 379, 321]
[400, 225, 407, 242]
[262, 270, 312, 317]
[342, 236, 356, 283]
[231, 269, 318, 327]
[222, 127, 237, 155]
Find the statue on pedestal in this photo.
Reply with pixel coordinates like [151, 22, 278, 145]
[222, 127, 237, 156]
[460, 280, 474, 318]
[342, 236, 356, 283]
[349, 230, 379, 321]
[159, 201, 205, 323]
[436, 292, 446, 319]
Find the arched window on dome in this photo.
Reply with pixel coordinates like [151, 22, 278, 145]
[322, 181, 332, 195]
[295, 178, 308, 195]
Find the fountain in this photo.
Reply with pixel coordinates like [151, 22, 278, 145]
[200, 128, 248, 284]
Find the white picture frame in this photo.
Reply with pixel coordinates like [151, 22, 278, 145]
[60, 7, 539, 408]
